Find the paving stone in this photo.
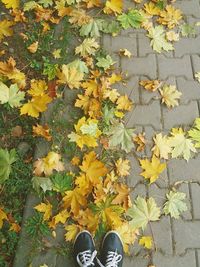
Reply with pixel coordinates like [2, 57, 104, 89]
[151, 216, 173, 255]
[140, 76, 176, 105]
[121, 54, 157, 79]
[148, 184, 167, 207]
[173, 220, 200, 254]
[175, 0, 200, 18]
[115, 76, 140, 104]
[162, 101, 199, 130]
[191, 183, 200, 219]
[178, 183, 193, 220]
[110, 35, 137, 55]
[56, 255, 73, 267]
[130, 183, 147, 199]
[157, 55, 193, 80]
[123, 255, 150, 267]
[138, 33, 173, 58]
[168, 154, 200, 184]
[127, 156, 144, 187]
[198, 250, 200, 265]
[191, 54, 200, 74]
[30, 249, 57, 267]
[153, 251, 197, 267]
[126, 101, 162, 130]
[174, 35, 200, 57]
[177, 77, 200, 104]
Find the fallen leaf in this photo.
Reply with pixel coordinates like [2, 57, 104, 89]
[76, 208, 99, 234]
[139, 80, 161, 92]
[157, 5, 182, 29]
[75, 38, 99, 57]
[0, 82, 25, 108]
[0, 19, 14, 41]
[0, 148, 17, 184]
[163, 190, 187, 219]
[33, 151, 65, 176]
[195, 72, 200, 83]
[0, 208, 8, 229]
[1, 0, 19, 9]
[33, 124, 52, 141]
[104, 0, 123, 15]
[116, 95, 133, 111]
[65, 224, 81, 241]
[152, 133, 172, 159]
[27, 41, 39, 53]
[188, 118, 200, 147]
[169, 128, 196, 161]
[139, 155, 166, 184]
[112, 183, 132, 210]
[115, 158, 130, 177]
[139, 236, 152, 249]
[9, 222, 21, 233]
[133, 133, 146, 152]
[117, 9, 144, 29]
[57, 65, 84, 89]
[166, 31, 179, 42]
[144, 2, 161, 16]
[34, 202, 52, 221]
[11, 126, 23, 137]
[159, 84, 182, 108]
[119, 49, 132, 58]
[127, 196, 161, 230]
[53, 210, 70, 225]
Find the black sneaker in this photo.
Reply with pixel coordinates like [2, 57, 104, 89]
[98, 231, 124, 267]
[74, 230, 98, 267]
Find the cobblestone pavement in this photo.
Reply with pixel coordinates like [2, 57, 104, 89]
[14, 0, 200, 266]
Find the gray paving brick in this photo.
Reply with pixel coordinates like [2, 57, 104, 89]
[198, 250, 200, 265]
[30, 249, 57, 267]
[178, 183, 193, 220]
[177, 77, 200, 104]
[148, 184, 166, 207]
[158, 55, 193, 80]
[162, 101, 199, 130]
[126, 101, 162, 130]
[191, 183, 200, 219]
[151, 216, 173, 255]
[56, 255, 72, 267]
[121, 54, 157, 79]
[168, 155, 200, 184]
[123, 255, 149, 267]
[111, 35, 137, 55]
[174, 35, 200, 57]
[115, 76, 140, 104]
[191, 54, 200, 75]
[173, 220, 200, 254]
[175, 0, 200, 18]
[140, 77, 176, 105]
[127, 156, 143, 187]
[153, 251, 196, 267]
[130, 183, 147, 199]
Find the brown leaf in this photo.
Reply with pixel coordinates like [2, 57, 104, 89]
[11, 126, 23, 137]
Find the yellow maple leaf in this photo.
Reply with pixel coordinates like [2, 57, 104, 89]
[139, 155, 166, 184]
[0, 19, 14, 41]
[152, 133, 172, 159]
[1, 0, 19, 9]
[80, 151, 108, 185]
[119, 49, 132, 58]
[65, 224, 81, 242]
[116, 95, 133, 111]
[103, 89, 120, 103]
[0, 208, 8, 229]
[71, 156, 80, 166]
[157, 5, 182, 29]
[9, 222, 21, 233]
[57, 65, 84, 89]
[139, 235, 152, 249]
[55, 1, 72, 17]
[33, 151, 65, 176]
[104, 0, 123, 15]
[27, 41, 39, 53]
[166, 31, 179, 42]
[28, 80, 48, 97]
[69, 9, 92, 26]
[112, 183, 132, 210]
[115, 158, 130, 177]
[33, 124, 52, 141]
[83, 0, 101, 8]
[133, 133, 146, 152]
[108, 73, 122, 85]
[159, 84, 182, 108]
[20, 94, 52, 118]
[115, 222, 138, 254]
[139, 80, 161, 92]
[81, 79, 99, 97]
[34, 202, 52, 221]
[76, 209, 99, 234]
[62, 188, 87, 216]
[0, 57, 26, 89]
[144, 2, 161, 16]
[53, 210, 70, 225]
[103, 207, 123, 228]
[75, 38, 99, 57]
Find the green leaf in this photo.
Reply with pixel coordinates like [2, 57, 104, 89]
[102, 104, 115, 126]
[23, 1, 37, 11]
[127, 196, 161, 230]
[188, 118, 200, 148]
[163, 191, 187, 219]
[51, 172, 73, 194]
[32, 176, 53, 193]
[96, 55, 115, 70]
[117, 9, 144, 29]
[38, 0, 54, 7]
[43, 63, 58, 81]
[147, 26, 174, 53]
[102, 20, 121, 35]
[108, 122, 135, 153]
[80, 19, 104, 38]
[180, 24, 196, 37]
[0, 82, 25, 108]
[67, 59, 89, 74]
[0, 149, 17, 184]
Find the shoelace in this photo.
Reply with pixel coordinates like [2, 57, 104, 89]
[77, 249, 97, 267]
[96, 250, 122, 267]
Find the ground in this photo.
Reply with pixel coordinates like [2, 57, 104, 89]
[13, 0, 200, 266]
